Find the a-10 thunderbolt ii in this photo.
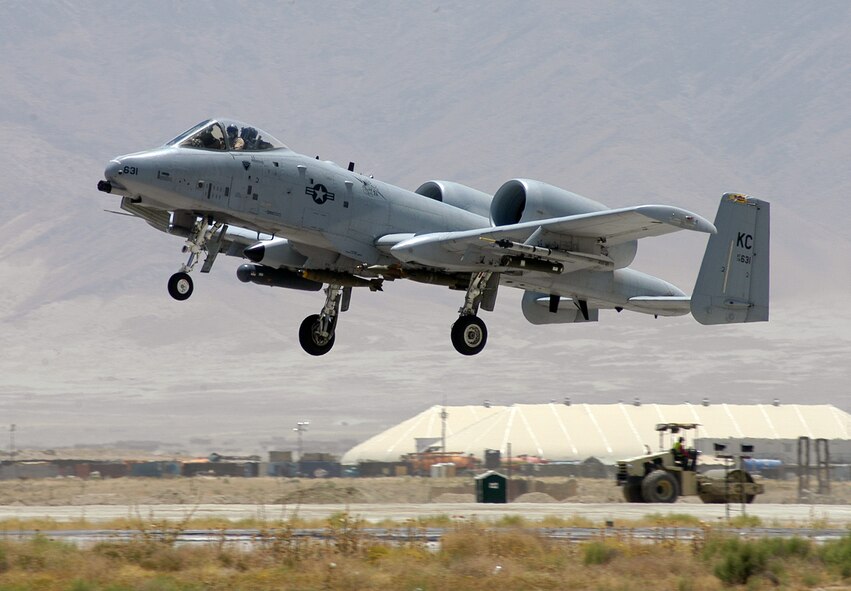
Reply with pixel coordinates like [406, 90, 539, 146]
[97, 118, 769, 356]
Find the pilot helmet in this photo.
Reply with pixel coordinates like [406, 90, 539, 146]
[226, 125, 238, 139]
[242, 126, 257, 140]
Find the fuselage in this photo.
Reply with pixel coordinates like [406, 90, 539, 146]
[107, 146, 489, 263]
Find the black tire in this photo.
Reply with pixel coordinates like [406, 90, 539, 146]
[623, 482, 644, 503]
[451, 316, 487, 356]
[168, 272, 193, 301]
[641, 470, 679, 503]
[298, 314, 335, 356]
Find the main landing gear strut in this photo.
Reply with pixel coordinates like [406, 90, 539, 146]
[298, 284, 351, 356]
[167, 218, 226, 301]
[451, 271, 493, 356]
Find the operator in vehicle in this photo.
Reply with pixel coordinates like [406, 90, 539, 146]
[672, 436, 686, 467]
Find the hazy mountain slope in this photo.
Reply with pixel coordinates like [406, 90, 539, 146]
[0, 1, 848, 452]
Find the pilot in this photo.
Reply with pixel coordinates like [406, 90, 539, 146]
[227, 125, 245, 151]
[241, 126, 258, 150]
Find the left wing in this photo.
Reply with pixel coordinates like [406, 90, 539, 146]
[387, 205, 715, 270]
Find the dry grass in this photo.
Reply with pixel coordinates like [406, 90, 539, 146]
[0, 519, 849, 590]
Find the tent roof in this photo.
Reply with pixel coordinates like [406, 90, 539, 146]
[341, 403, 851, 464]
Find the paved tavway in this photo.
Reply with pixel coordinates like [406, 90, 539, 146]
[0, 503, 848, 525]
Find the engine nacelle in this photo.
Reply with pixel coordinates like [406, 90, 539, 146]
[521, 291, 599, 325]
[491, 179, 607, 226]
[491, 179, 637, 269]
[236, 264, 322, 291]
[243, 237, 308, 268]
[415, 180, 491, 218]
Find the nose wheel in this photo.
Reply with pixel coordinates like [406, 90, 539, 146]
[167, 218, 224, 301]
[167, 272, 194, 301]
[451, 315, 488, 355]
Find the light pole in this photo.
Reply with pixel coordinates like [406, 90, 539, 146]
[293, 421, 309, 467]
[9, 424, 16, 480]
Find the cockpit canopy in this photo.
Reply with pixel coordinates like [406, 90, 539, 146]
[167, 119, 287, 152]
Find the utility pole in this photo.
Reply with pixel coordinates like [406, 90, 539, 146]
[440, 404, 448, 457]
[9, 424, 16, 479]
[293, 420, 309, 466]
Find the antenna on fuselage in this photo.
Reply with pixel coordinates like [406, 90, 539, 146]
[348, 162, 355, 172]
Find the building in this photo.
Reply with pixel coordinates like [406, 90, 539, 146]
[341, 403, 851, 466]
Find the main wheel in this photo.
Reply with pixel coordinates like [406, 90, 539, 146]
[168, 272, 193, 301]
[641, 470, 679, 503]
[451, 316, 487, 356]
[299, 314, 336, 356]
[622, 482, 644, 503]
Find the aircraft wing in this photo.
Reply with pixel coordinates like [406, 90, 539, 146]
[388, 205, 715, 269]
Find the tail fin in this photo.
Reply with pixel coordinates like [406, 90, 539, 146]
[691, 193, 770, 324]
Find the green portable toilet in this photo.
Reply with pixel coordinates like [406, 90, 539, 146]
[475, 470, 508, 503]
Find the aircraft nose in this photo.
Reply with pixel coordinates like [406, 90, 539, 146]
[104, 159, 122, 181]
[98, 159, 126, 194]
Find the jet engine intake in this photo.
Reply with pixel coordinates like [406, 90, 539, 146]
[237, 264, 323, 291]
[415, 180, 492, 218]
[490, 179, 607, 226]
[490, 180, 638, 269]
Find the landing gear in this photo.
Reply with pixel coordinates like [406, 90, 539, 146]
[167, 217, 225, 301]
[451, 271, 493, 356]
[298, 284, 345, 356]
[299, 314, 336, 356]
[451, 316, 487, 356]
[167, 272, 193, 301]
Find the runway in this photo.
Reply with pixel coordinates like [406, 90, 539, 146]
[1, 502, 848, 526]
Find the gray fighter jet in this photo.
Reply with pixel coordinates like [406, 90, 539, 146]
[98, 118, 769, 356]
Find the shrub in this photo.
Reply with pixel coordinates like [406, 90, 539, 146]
[728, 514, 762, 528]
[583, 541, 618, 565]
[703, 535, 812, 586]
[712, 541, 767, 585]
[820, 533, 851, 578]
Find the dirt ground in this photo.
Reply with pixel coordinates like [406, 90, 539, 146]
[0, 476, 848, 506]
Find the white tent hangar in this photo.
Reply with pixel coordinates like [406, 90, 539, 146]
[341, 403, 851, 465]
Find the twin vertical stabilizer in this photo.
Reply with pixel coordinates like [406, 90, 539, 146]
[691, 193, 770, 324]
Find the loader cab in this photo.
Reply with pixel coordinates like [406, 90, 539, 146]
[655, 422, 700, 472]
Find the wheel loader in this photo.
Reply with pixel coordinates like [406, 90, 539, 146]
[615, 422, 764, 503]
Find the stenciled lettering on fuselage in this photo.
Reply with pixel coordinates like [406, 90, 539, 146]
[306, 183, 335, 205]
[736, 231, 754, 264]
[358, 178, 385, 199]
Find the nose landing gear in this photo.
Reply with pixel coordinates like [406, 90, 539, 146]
[167, 218, 225, 301]
[167, 272, 194, 301]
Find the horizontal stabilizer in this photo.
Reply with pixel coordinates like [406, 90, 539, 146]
[691, 194, 770, 324]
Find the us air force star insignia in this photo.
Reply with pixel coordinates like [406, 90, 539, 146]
[306, 183, 335, 205]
